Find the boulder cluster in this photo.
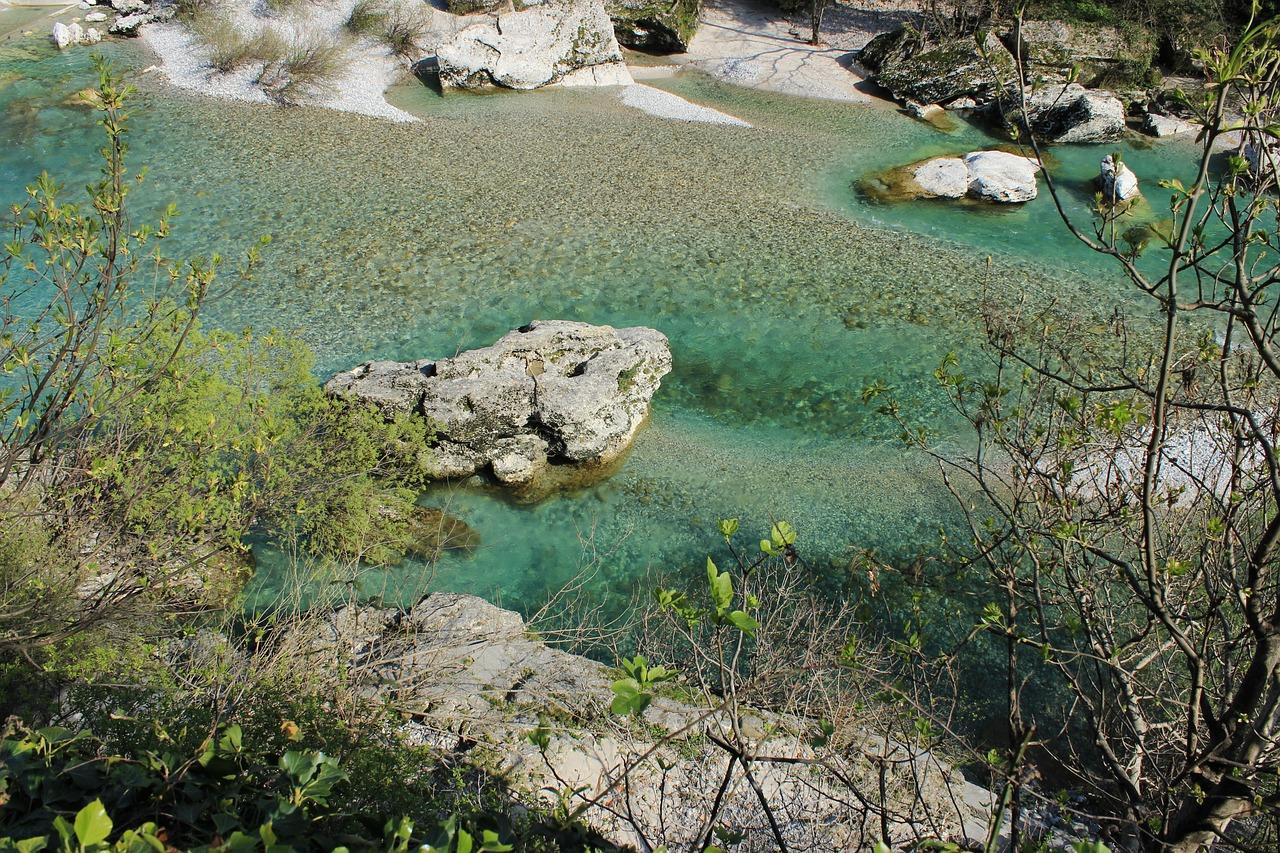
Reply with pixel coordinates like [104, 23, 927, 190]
[325, 320, 672, 489]
[857, 20, 1177, 144]
[52, 0, 170, 46]
[910, 150, 1041, 203]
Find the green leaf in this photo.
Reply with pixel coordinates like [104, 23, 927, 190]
[609, 678, 651, 717]
[456, 828, 473, 853]
[73, 800, 112, 848]
[727, 610, 758, 637]
[217, 724, 242, 755]
[706, 558, 733, 615]
[717, 518, 739, 538]
[770, 521, 796, 548]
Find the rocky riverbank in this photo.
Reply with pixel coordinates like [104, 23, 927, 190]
[267, 591, 998, 849]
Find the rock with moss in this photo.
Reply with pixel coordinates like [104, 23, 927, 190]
[1000, 19, 1157, 88]
[441, 0, 506, 13]
[325, 320, 672, 487]
[606, 0, 698, 53]
[858, 26, 1016, 106]
[870, 149, 1040, 204]
[436, 0, 629, 90]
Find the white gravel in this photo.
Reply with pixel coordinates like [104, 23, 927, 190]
[619, 83, 750, 126]
[141, 0, 418, 123]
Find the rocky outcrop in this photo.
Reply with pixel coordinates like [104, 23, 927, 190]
[859, 26, 1016, 107]
[326, 321, 672, 487]
[1099, 153, 1139, 203]
[1006, 83, 1127, 143]
[286, 592, 996, 850]
[52, 21, 103, 49]
[606, 0, 699, 53]
[1000, 19, 1156, 88]
[436, 0, 629, 90]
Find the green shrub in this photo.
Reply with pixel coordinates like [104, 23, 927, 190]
[259, 36, 348, 103]
[345, 0, 388, 36]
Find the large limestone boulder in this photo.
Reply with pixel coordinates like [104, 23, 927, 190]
[1099, 153, 1138, 202]
[1000, 19, 1156, 87]
[911, 157, 969, 199]
[326, 320, 672, 486]
[963, 150, 1039, 203]
[1010, 83, 1127, 143]
[436, 0, 627, 90]
[859, 26, 1016, 107]
[606, 0, 699, 53]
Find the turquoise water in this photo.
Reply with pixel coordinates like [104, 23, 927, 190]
[0, 26, 1199, 634]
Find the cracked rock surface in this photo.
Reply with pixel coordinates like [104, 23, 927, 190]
[325, 320, 672, 486]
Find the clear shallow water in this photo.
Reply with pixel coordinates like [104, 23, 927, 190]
[0, 26, 1199, 633]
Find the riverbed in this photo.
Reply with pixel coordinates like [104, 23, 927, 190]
[0, 26, 1198, 641]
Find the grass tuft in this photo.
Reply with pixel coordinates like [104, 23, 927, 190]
[258, 35, 348, 103]
[380, 7, 428, 58]
[345, 0, 387, 36]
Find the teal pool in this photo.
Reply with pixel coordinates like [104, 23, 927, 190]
[0, 27, 1199, 635]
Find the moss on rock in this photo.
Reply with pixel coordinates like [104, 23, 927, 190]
[606, 0, 699, 53]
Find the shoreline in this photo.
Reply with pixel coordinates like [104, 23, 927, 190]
[123, 0, 912, 126]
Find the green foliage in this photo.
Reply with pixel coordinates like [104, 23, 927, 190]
[0, 689, 607, 853]
[608, 655, 676, 716]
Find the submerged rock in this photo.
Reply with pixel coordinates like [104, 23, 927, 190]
[1009, 83, 1127, 143]
[1099, 153, 1139, 203]
[436, 0, 626, 90]
[326, 320, 672, 487]
[606, 0, 699, 53]
[859, 26, 1015, 107]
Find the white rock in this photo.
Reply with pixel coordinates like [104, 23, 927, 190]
[326, 321, 672, 484]
[110, 0, 147, 12]
[437, 0, 624, 90]
[912, 157, 968, 198]
[964, 150, 1040, 203]
[1144, 112, 1196, 138]
[559, 61, 634, 87]
[83, 26, 102, 43]
[85, 12, 108, 22]
[1100, 153, 1139, 202]
[52, 22, 83, 49]
[109, 11, 148, 35]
